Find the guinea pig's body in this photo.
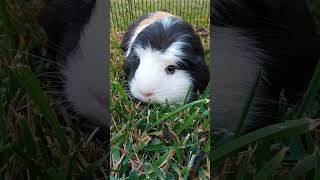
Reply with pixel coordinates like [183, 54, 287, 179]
[212, 0, 319, 132]
[40, 0, 108, 128]
[121, 12, 210, 104]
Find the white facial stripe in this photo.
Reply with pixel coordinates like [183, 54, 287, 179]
[125, 23, 149, 57]
[160, 17, 177, 29]
[164, 41, 188, 61]
[125, 15, 179, 58]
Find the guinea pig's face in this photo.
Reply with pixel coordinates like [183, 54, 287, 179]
[122, 14, 208, 104]
[127, 45, 193, 104]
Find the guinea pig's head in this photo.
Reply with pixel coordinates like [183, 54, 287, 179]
[122, 15, 209, 104]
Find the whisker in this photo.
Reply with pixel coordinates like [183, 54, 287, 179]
[43, 80, 66, 84]
[44, 91, 65, 95]
[4, 48, 60, 65]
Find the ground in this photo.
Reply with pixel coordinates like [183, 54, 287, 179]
[110, 0, 210, 178]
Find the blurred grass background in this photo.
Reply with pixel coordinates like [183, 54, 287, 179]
[0, 0, 211, 179]
[0, 0, 108, 179]
[110, 0, 210, 32]
[212, 0, 320, 179]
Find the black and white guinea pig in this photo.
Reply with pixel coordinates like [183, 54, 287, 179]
[40, 0, 108, 128]
[212, 0, 319, 132]
[121, 12, 210, 104]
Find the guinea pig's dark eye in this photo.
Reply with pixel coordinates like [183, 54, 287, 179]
[165, 65, 176, 74]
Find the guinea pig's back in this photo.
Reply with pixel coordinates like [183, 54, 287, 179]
[212, 0, 319, 132]
[212, 26, 275, 131]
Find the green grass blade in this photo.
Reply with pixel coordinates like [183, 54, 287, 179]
[235, 70, 262, 137]
[177, 109, 199, 135]
[147, 99, 209, 131]
[12, 145, 50, 179]
[66, 152, 78, 180]
[0, 92, 7, 143]
[211, 119, 320, 165]
[253, 147, 289, 180]
[127, 170, 139, 180]
[19, 119, 37, 158]
[113, 81, 129, 103]
[79, 158, 104, 179]
[314, 147, 320, 180]
[0, 0, 15, 53]
[298, 62, 320, 115]
[0, 144, 12, 153]
[34, 117, 51, 166]
[9, 65, 69, 153]
[235, 158, 248, 180]
[288, 154, 315, 180]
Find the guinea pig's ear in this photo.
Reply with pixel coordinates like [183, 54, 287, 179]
[197, 55, 204, 63]
[193, 55, 205, 65]
[123, 60, 130, 76]
[188, 55, 209, 92]
[120, 32, 130, 52]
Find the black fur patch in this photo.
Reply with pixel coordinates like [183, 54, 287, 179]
[211, 0, 319, 132]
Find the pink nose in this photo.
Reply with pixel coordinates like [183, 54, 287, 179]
[139, 90, 154, 97]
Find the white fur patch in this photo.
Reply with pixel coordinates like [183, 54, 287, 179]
[61, 0, 108, 127]
[129, 43, 192, 104]
[160, 17, 178, 29]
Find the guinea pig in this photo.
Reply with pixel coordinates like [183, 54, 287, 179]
[39, 0, 108, 128]
[211, 0, 319, 132]
[121, 12, 210, 104]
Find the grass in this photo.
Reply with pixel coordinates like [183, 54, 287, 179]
[0, 0, 210, 179]
[109, 0, 210, 179]
[110, 0, 210, 32]
[211, 1, 320, 179]
[0, 0, 108, 179]
[2, 0, 319, 179]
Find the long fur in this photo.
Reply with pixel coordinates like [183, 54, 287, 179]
[212, 0, 319, 132]
[122, 12, 210, 104]
[40, 0, 108, 128]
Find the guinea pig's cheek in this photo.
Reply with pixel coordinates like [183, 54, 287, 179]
[129, 78, 155, 102]
[129, 77, 142, 100]
[160, 71, 193, 104]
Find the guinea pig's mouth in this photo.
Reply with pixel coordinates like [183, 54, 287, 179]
[130, 90, 188, 105]
[135, 93, 156, 103]
[128, 80, 194, 105]
[129, 89, 158, 104]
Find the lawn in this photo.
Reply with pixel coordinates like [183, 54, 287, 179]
[109, 0, 210, 179]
